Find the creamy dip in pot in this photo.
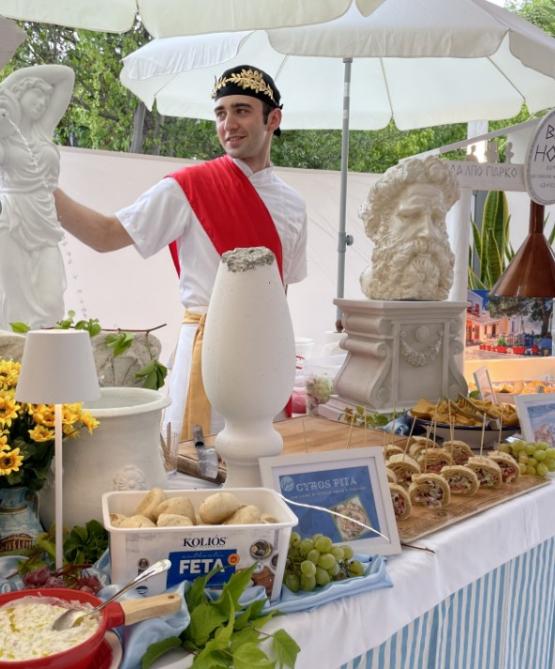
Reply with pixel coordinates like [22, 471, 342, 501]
[0, 596, 99, 661]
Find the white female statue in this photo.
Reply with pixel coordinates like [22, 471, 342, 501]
[0, 65, 74, 329]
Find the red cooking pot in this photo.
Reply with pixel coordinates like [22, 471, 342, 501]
[0, 587, 181, 669]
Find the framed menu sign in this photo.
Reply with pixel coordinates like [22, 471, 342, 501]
[259, 447, 401, 556]
[525, 108, 555, 206]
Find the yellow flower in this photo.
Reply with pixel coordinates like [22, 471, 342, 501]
[62, 423, 79, 438]
[62, 403, 81, 425]
[0, 434, 9, 451]
[80, 412, 99, 433]
[30, 404, 55, 427]
[0, 360, 20, 391]
[28, 424, 55, 442]
[0, 448, 24, 476]
[0, 391, 19, 428]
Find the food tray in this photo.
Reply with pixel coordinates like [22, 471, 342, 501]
[102, 487, 297, 602]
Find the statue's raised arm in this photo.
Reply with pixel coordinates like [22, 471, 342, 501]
[0, 64, 74, 139]
[0, 64, 75, 330]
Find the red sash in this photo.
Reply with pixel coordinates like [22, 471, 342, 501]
[168, 155, 283, 281]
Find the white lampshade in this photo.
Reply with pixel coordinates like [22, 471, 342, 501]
[15, 330, 100, 403]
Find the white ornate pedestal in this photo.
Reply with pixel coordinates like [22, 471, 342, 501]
[320, 299, 468, 417]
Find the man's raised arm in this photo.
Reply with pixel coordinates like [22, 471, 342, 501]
[54, 188, 133, 253]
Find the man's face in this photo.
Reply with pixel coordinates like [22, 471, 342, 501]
[213, 94, 279, 168]
[388, 183, 447, 245]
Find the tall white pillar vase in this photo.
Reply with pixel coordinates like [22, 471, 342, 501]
[39, 387, 170, 528]
[202, 247, 296, 487]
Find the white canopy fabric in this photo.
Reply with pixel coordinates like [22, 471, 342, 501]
[0, 16, 24, 68]
[120, 0, 555, 130]
[0, 0, 384, 37]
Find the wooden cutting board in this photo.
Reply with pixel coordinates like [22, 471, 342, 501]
[176, 415, 406, 482]
[397, 476, 550, 543]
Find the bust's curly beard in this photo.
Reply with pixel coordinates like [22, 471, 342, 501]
[360, 237, 454, 301]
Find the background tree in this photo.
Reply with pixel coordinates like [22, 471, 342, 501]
[1, 0, 552, 173]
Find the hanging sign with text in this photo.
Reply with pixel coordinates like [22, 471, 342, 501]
[525, 108, 555, 205]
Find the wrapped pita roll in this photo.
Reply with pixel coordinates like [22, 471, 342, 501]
[134, 488, 166, 521]
[488, 451, 520, 483]
[119, 514, 156, 528]
[384, 444, 404, 459]
[389, 483, 412, 520]
[224, 505, 262, 525]
[155, 496, 195, 523]
[261, 513, 278, 524]
[198, 491, 242, 524]
[409, 473, 451, 507]
[440, 465, 480, 495]
[387, 454, 420, 486]
[467, 455, 502, 488]
[417, 448, 453, 474]
[443, 440, 473, 465]
[157, 513, 194, 527]
[408, 437, 438, 458]
[386, 466, 397, 484]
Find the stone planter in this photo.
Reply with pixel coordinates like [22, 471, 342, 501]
[39, 387, 170, 529]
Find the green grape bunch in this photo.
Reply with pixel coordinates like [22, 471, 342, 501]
[284, 531, 365, 593]
[498, 440, 555, 478]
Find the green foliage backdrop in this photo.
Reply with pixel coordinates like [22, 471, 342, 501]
[2, 0, 553, 174]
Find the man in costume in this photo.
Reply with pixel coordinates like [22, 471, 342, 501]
[54, 65, 307, 440]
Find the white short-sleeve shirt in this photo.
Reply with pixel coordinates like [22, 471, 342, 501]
[115, 157, 307, 436]
[116, 158, 307, 308]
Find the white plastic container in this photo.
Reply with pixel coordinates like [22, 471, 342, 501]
[102, 487, 298, 602]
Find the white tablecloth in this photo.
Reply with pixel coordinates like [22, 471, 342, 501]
[156, 480, 555, 669]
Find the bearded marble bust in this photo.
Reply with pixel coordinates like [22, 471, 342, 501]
[359, 156, 459, 301]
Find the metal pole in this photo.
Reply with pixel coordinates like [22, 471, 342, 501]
[335, 57, 353, 331]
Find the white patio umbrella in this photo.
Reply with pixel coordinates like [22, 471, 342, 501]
[0, 0, 384, 37]
[120, 0, 555, 316]
[0, 16, 24, 69]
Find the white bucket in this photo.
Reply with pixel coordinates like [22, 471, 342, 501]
[103, 487, 297, 601]
[39, 387, 170, 528]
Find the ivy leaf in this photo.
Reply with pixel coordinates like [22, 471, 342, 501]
[10, 322, 30, 333]
[230, 627, 261, 652]
[105, 332, 134, 357]
[213, 593, 235, 644]
[214, 564, 257, 616]
[136, 361, 168, 390]
[234, 599, 266, 631]
[187, 603, 227, 647]
[272, 629, 301, 669]
[251, 611, 278, 631]
[233, 642, 275, 669]
[191, 647, 230, 669]
[184, 566, 218, 613]
[141, 637, 182, 669]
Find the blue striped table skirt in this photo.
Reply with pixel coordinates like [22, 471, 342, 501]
[341, 536, 555, 669]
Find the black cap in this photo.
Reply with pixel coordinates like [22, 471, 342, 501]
[212, 65, 282, 136]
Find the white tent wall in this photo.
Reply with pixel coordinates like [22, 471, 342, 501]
[58, 146, 553, 368]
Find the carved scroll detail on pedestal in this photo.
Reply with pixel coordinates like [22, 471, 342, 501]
[399, 328, 442, 367]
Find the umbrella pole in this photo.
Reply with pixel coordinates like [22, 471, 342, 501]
[335, 57, 353, 332]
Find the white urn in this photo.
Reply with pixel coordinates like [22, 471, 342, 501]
[39, 387, 170, 528]
[202, 247, 296, 487]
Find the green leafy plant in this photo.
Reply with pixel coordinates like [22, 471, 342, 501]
[468, 191, 512, 290]
[142, 565, 300, 669]
[10, 311, 168, 390]
[63, 519, 108, 564]
[339, 405, 396, 428]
